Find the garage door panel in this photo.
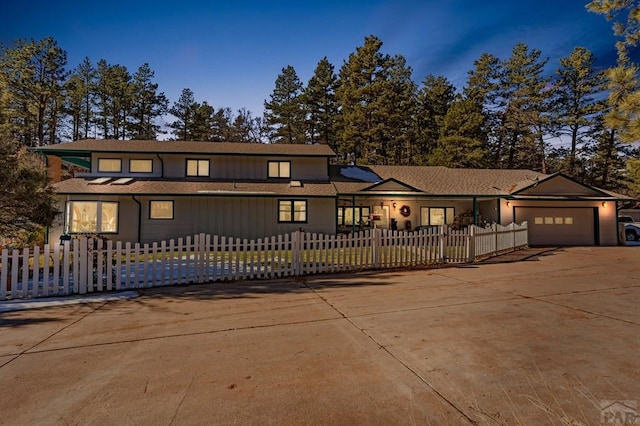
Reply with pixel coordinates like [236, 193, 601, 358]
[515, 207, 595, 246]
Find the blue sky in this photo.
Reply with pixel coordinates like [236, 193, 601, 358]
[1, 0, 622, 117]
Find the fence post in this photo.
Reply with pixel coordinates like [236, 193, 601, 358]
[468, 225, 475, 262]
[439, 225, 447, 262]
[79, 237, 88, 295]
[372, 228, 381, 268]
[1, 248, 7, 300]
[291, 231, 299, 276]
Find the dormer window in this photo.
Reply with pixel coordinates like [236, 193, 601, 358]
[186, 159, 210, 177]
[97, 158, 122, 173]
[268, 161, 290, 178]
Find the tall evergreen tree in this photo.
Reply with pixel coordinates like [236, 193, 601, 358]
[463, 53, 501, 165]
[552, 47, 606, 175]
[303, 57, 340, 149]
[169, 88, 196, 140]
[415, 74, 456, 163]
[378, 54, 417, 165]
[0, 37, 68, 146]
[337, 35, 416, 164]
[130, 63, 168, 140]
[588, 1, 640, 143]
[429, 95, 488, 167]
[587, 0, 640, 63]
[264, 65, 306, 143]
[95, 60, 133, 139]
[65, 57, 97, 141]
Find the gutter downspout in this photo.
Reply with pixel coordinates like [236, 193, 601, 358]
[156, 154, 164, 178]
[132, 196, 142, 243]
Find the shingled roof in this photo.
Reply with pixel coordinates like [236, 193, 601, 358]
[36, 139, 336, 157]
[53, 178, 337, 197]
[331, 165, 545, 196]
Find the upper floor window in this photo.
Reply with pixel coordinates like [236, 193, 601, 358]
[278, 200, 307, 223]
[186, 159, 209, 177]
[268, 161, 291, 178]
[129, 159, 153, 173]
[97, 158, 122, 173]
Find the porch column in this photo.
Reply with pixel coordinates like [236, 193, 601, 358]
[473, 197, 478, 225]
[351, 195, 356, 234]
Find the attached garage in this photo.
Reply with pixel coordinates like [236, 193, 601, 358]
[514, 207, 596, 246]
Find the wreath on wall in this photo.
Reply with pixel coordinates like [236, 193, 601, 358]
[399, 205, 411, 217]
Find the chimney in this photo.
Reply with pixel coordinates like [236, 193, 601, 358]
[47, 155, 62, 183]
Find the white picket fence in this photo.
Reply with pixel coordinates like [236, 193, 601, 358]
[470, 222, 529, 259]
[0, 223, 527, 301]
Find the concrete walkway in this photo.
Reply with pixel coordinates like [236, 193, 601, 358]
[1, 247, 638, 425]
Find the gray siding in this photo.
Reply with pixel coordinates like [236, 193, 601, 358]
[51, 195, 336, 243]
[140, 154, 328, 180]
[89, 154, 162, 178]
[138, 196, 336, 242]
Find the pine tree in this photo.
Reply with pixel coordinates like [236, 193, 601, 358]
[130, 63, 168, 140]
[0, 137, 57, 242]
[66, 57, 97, 141]
[95, 60, 133, 139]
[336, 35, 416, 164]
[463, 53, 501, 165]
[378, 55, 417, 165]
[587, 1, 640, 143]
[415, 74, 456, 163]
[303, 57, 340, 149]
[264, 65, 306, 143]
[552, 47, 606, 175]
[169, 88, 196, 140]
[429, 95, 488, 167]
[0, 37, 68, 146]
[586, 0, 640, 63]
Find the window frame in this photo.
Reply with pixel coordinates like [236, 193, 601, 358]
[149, 200, 174, 220]
[185, 158, 210, 177]
[278, 199, 308, 223]
[420, 207, 455, 226]
[268, 160, 291, 179]
[97, 158, 122, 173]
[65, 200, 119, 234]
[337, 206, 371, 226]
[129, 158, 154, 173]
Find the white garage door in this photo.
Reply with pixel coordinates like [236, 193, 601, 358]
[514, 207, 596, 246]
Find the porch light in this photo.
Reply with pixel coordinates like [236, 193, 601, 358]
[506, 201, 510, 207]
[602, 201, 606, 207]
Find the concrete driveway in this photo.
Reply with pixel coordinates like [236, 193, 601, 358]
[1, 247, 639, 425]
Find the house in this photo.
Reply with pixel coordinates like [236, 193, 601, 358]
[36, 139, 631, 246]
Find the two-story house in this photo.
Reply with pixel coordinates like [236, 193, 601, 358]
[38, 140, 338, 243]
[37, 139, 630, 246]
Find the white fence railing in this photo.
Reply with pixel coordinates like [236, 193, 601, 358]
[0, 223, 527, 301]
[470, 222, 529, 259]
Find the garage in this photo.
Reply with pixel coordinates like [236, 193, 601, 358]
[514, 207, 596, 246]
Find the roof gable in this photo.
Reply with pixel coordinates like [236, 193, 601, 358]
[512, 174, 610, 197]
[360, 178, 422, 193]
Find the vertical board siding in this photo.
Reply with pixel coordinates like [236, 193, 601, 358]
[0, 223, 527, 300]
